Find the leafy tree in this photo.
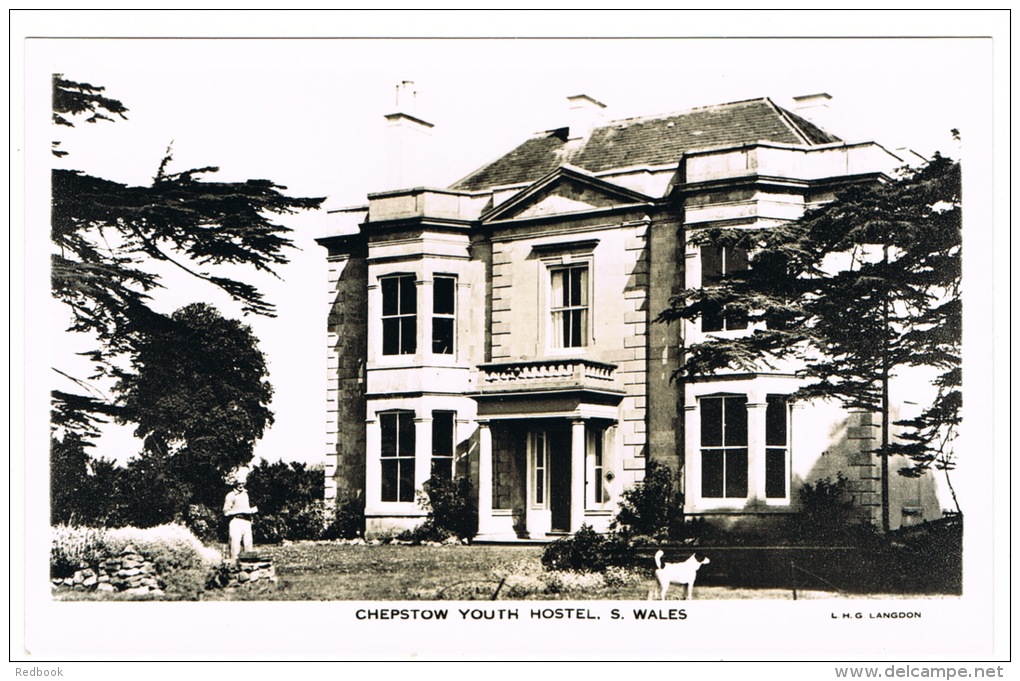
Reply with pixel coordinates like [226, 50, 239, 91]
[116, 445, 193, 528]
[660, 154, 962, 530]
[50, 74, 322, 437]
[114, 303, 274, 493]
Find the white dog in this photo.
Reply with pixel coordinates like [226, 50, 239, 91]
[654, 549, 710, 600]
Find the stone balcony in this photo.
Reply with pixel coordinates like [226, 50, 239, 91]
[476, 358, 624, 396]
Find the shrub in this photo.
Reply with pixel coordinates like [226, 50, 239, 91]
[397, 519, 451, 545]
[488, 557, 644, 598]
[50, 524, 108, 578]
[612, 460, 682, 539]
[323, 495, 365, 540]
[247, 460, 326, 542]
[183, 503, 222, 544]
[102, 523, 221, 572]
[419, 475, 477, 540]
[793, 473, 859, 543]
[541, 524, 631, 572]
[161, 567, 212, 600]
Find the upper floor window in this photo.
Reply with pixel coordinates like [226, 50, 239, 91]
[432, 275, 456, 355]
[550, 265, 589, 348]
[381, 274, 417, 355]
[380, 410, 415, 502]
[700, 395, 748, 499]
[701, 244, 748, 332]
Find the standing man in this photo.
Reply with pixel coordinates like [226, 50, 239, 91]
[223, 473, 258, 560]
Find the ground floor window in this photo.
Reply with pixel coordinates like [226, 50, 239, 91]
[431, 410, 455, 478]
[532, 431, 548, 508]
[697, 393, 791, 503]
[586, 427, 610, 507]
[700, 395, 748, 499]
[380, 410, 415, 502]
[765, 394, 789, 499]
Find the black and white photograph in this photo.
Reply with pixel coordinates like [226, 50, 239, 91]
[11, 10, 1008, 672]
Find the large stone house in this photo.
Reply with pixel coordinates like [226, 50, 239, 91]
[317, 91, 943, 540]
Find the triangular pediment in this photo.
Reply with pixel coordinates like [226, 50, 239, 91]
[481, 165, 653, 223]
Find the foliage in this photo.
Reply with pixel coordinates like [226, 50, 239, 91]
[102, 523, 222, 571]
[247, 460, 326, 543]
[419, 475, 477, 540]
[50, 524, 109, 578]
[659, 153, 962, 527]
[51, 75, 128, 142]
[50, 73, 322, 445]
[51, 435, 129, 526]
[792, 474, 863, 544]
[50, 522, 218, 583]
[116, 446, 195, 529]
[541, 524, 631, 572]
[115, 303, 274, 491]
[161, 568, 214, 600]
[322, 495, 365, 540]
[183, 503, 222, 545]
[611, 459, 682, 539]
[397, 519, 452, 545]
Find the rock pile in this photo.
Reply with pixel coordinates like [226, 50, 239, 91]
[218, 554, 278, 588]
[51, 545, 164, 597]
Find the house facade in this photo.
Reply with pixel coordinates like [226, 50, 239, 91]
[317, 94, 942, 540]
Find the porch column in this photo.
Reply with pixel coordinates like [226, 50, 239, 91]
[746, 400, 768, 503]
[570, 418, 586, 532]
[476, 420, 495, 535]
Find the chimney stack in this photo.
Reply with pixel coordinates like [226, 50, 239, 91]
[791, 92, 832, 125]
[384, 80, 434, 189]
[566, 94, 607, 141]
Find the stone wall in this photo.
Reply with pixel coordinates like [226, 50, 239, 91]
[50, 545, 163, 596]
[213, 555, 278, 588]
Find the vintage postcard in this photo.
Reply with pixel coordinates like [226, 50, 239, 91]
[11, 10, 1008, 671]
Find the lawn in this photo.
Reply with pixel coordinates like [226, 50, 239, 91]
[199, 541, 846, 601]
[53, 539, 957, 601]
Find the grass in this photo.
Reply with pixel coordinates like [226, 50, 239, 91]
[53, 540, 948, 601]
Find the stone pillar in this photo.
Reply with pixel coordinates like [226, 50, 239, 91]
[746, 400, 768, 503]
[571, 419, 586, 532]
[477, 420, 495, 535]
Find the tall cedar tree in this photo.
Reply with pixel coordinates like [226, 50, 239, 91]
[50, 75, 323, 438]
[659, 154, 962, 529]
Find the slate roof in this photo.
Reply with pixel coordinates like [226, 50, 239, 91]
[451, 98, 841, 192]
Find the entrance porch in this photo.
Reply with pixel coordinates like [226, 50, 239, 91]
[471, 358, 625, 540]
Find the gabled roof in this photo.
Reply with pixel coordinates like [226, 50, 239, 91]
[451, 98, 842, 192]
[481, 164, 653, 223]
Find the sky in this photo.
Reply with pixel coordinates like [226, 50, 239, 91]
[22, 25, 993, 472]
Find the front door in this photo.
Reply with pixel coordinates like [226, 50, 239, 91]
[548, 429, 571, 532]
